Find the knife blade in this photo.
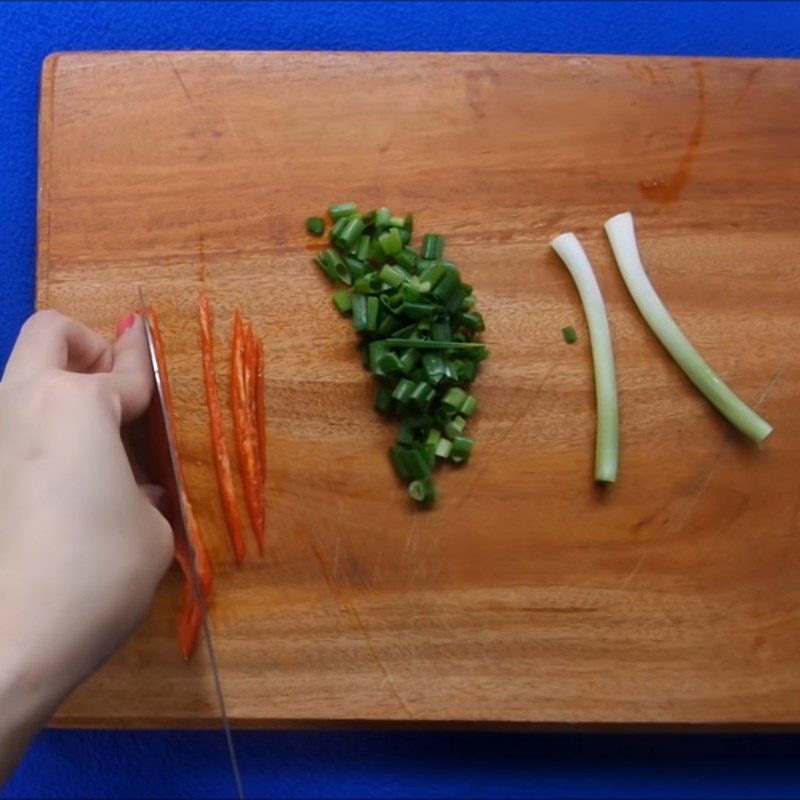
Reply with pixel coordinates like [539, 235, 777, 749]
[138, 288, 244, 800]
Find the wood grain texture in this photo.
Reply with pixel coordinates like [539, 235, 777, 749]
[38, 51, 800, 727]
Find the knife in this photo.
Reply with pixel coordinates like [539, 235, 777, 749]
[138, 288, 245, 800]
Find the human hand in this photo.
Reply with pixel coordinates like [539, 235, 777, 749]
[0, 310, 174, 779]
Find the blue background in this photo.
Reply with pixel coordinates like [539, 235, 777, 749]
[2, 2, 799, 798]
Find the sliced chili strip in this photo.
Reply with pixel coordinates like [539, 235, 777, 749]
[243, 324, 262, 487]
[232, 312, 264, 555]
[255, 337, 266, 486]
[148, 304, 213, 659]
[199, 293, 246, 564]
[244, 325, 265, 545]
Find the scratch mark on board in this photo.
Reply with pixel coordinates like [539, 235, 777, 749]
[621, 364, 786, 590]
[170, 62, 192, 102]
[348, 602, 415, 719]
[307, 535, 414, 719]
[734, 65, 763, 107]
[455, 361, 557, 505]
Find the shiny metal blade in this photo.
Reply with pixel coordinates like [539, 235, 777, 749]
[138, 288, 244, 800]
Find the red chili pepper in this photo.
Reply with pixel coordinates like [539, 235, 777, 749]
[231, 312, 264, 555]
[255, 337, 266, 487]
[199, 293, 246, 564]
[148, 305, 213, 660]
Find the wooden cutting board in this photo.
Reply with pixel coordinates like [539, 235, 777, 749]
[38, 51, 800, 728]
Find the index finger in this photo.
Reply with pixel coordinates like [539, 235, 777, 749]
[3, 309, 113, 383]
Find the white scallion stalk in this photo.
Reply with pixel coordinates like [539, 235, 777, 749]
[604, 211, 772, 443]
[551, 233, 619, 482]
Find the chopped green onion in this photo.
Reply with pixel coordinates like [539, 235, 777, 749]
[329, 201, 358, 220]
[368, 341, 388, 374]
[399, 348, 420, 374]
[400, 282, 422, 303]
[551, 232, 619, 483]
[378, 264, 410, 288]
[356, 234, 370, 261]
[425, 428, 442, 447]
[441, 386, 467, 412]
[444, 285, 469, 314]
[375, 386, 394, 412]
[604, 211, 772, 443]
[344, 256, 367, 281]
[377, 313, 402, 336]
[400, 301, 437, 321]
[329, 216, 349, 242]
[422, 353, 446, 385]
[444, 415, 467, 439]
[434, 438, 452, 458]
[389, 445, 412, 479]
[337, 216, 365, 251]
[366, 237, 387, 266]
[308, 204, 486, 504]
[460, 394, 478, 416]
[409, 477, 437, 503]
[562, 325, 577, 344]
[377, 351, 403, 374]
[457, 361, 477, 382]
[430, 270, 459, 304]
[352, 275, 384, 294]
[460, 294, 477, 312]
[421, 233, 445, 260]
[352, 293, 368, 332]
[394, 248, 418, 270]
[374, 207, 391, 228]
[391, 378, 416, 405]
[378, 227, 404, 255]
[306, 216, 325, 236]
[332, 289, 352, 314]
[410, 380, 435, 409]
[365, 296, 380, 332]
[457, 311, 485, 332]
[450, 434, 474, 463]
[405, 448, 431, 479]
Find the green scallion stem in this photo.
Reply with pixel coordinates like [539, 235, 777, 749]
[551, 232, 619, 483]
[604, 211, 772, 443]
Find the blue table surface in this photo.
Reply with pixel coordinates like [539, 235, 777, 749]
[2, 2, 799, 798]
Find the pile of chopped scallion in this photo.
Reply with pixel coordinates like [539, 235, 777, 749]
[306, 203, 488, 504]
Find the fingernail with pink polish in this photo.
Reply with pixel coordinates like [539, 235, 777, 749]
[116, 312, 137, 337]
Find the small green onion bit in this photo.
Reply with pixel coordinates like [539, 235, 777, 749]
[374, 207, 392, 228]
[337, 215, 366, 251]
[378, 227, 404, 256]
[332, 289, 352, 314]
[450, 434, 474, 464]
[329, 202, 358, 220]
[306, 216, 325, 236]
[409, 477, 437, 504]
[562, 325, 577, 344]
[421, 233, 445, 260]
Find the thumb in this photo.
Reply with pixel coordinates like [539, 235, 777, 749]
[106, 314, 154, 424]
